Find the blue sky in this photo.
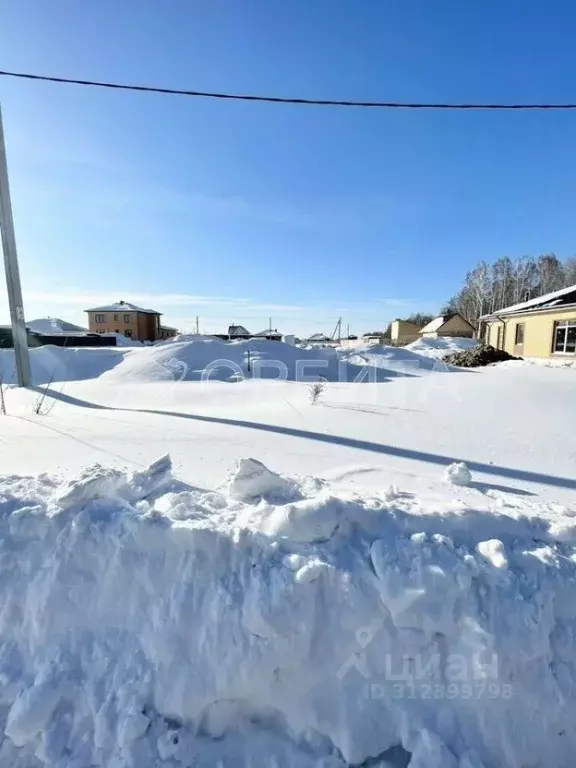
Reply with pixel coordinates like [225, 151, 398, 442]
[1, 0, 576, 335]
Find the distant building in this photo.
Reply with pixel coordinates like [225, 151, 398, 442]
[419, 313, 474, 339]
[27, 317, 89, 335]
[391, 320, 422, 346]
[253, 328, 283, 341]
[306, 333, 331, 344]
[85, 301, 178, 342]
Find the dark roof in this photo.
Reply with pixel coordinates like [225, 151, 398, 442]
[254, 328, 282, 337]
[228, 325, 251, 337]
[480, 284, 576, 320]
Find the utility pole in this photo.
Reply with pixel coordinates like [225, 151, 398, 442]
[195, 315, 199, 334]
[0, 105, 30, 387]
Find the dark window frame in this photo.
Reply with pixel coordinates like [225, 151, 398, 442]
[123, 314, 131, 323]
[553, 320, 576, 354]
[94, 313, 106, 323]
[514, 323, 525, 346]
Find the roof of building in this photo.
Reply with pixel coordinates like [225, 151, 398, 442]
[420, 313, 473, 333]
[228, 325, 251, 337]
[307, 332, 330, 341]
[85, 301, 161, 315]
[27, 317, 89, 334]
[253, 328, 282, 337]
[480, 283, 576, 320]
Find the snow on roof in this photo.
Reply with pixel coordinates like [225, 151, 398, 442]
[85, 301, 161, 314]
[480, 283, 576, 318]
[253, 329, 282, 337]
[27, 317, 89, 334]
[308, 333, 329, 341]
[420, 315, 453, 333]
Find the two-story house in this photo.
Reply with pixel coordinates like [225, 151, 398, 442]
[85, 301, 177, 342]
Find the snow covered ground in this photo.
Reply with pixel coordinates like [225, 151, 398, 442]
[405, 337, 478, 359]
[0, 339, 575, 766]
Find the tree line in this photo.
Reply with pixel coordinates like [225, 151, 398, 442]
[443, 254, 576, 327]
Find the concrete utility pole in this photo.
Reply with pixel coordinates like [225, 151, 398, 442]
[0, 105, 30, 387]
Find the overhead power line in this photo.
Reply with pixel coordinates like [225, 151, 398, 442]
[1, 69, 576, 110]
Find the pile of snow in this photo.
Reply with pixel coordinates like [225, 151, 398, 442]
[405, 337, 478, 359]
[337, 343, 457, 374]
[443, 461, 472, 486]
[99, 338, 396, 384]
[0, 345, 128, 385]
[2, 455, 576, 767]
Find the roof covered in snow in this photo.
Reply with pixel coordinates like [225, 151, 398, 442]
[27, 317, 89, 334]
[480, 283, 576, 319]
[307, 333, 330, 341]
[253, 329, 282, 337]
[420, 315, 453, 333]
[85, 301, 161, 315]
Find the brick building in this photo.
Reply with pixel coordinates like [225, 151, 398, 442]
[85, 301, 177, 342]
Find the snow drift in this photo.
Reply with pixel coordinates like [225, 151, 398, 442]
[405, 337, 478, 359]
[1, 456, 576, 767]
[0, 339, 450, 386]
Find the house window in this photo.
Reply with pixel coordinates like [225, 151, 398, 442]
[553, 320, 576, 354]
[95, 314, 106, 323]
[123, 314, 131, 323]
[115, 329, 120, 334]
[124, 329, 132, 338]
[113, 314, 119, 321]
[514, 323, 525, 346]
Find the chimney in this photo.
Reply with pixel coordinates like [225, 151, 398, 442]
[524, 290, 530, 302]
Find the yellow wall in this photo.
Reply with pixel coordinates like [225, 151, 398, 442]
[391, 320, 422, 344]
[485, 308, 576, 358]
[440, 314, 474, 337]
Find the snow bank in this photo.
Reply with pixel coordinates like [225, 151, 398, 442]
[406, 337, 478, 359]
[0, 337, 468, 388]
[336, 343, 457, 374]
[0, 345, 128, 385]
[2, 457, 576, 767]
[99, 338, 396, 383]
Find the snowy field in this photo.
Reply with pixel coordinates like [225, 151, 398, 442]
[1, 337, 576, 767]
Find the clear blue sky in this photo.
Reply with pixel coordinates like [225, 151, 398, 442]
[1, 0, 576, 335]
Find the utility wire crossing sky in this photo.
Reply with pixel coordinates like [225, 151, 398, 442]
[2, 69, 576, 110]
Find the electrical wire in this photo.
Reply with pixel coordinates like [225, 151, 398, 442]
[1, 69, 576, 110]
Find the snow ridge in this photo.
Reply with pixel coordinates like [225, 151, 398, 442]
[1, 457, 576, 767]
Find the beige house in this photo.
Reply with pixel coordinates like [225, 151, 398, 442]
[479, 284, 576, 358]
[85, 301, 178, 342]
[391, 320, 423, 345]
[420, 313, 474, 339]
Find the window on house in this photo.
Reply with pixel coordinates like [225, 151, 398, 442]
[95, 314, 105, 323]
[554, 320, 576, 354]
[113, 314, 119, 321]
[124, 329, 132, 338]
[115, 329, 120, 334]
[515, 323, 525, 346]
[123, 314, 131, 323]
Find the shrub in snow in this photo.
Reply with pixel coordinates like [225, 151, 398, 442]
[309, 378, 326, 404]
[443, 461, 472, 486]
